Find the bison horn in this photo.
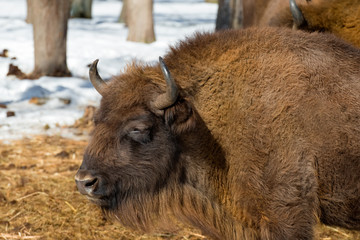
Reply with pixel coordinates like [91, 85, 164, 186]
[289, 0, 305, 28]
[153, 57, 179, 109]
[89, 59, 106, 96]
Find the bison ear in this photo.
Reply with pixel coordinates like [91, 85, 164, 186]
[164, 98, 197, 135]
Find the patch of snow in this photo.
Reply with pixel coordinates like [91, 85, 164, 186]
[0, 0, 217, 140]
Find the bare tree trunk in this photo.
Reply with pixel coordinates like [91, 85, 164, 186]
[127, 0, 155, 43]
[216, 0, 243, 30]
[30, 0, 71, 78]
[231, 0, 243, 29]
[71, 0, 92, 19]
[216, 0, 231, 30]
[118, 0, 128, 25]
[25, 0, 33, 23]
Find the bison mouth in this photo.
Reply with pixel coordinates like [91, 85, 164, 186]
[75, 168, 164, 212]
[75, 171, 120, 209]
[86, 195, 110, 206]
[85, 191, 119, 210]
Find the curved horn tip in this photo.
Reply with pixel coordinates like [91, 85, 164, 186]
[154, 56, 179, 109]
[289, 0, 305, 27]
[89, 58, 106, 96]
[158, 57, 172, 84]
[90, 59, 99, 71]
[159, 57, 167, 71]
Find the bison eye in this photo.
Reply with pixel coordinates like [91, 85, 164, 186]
[128, 128, 152, 144]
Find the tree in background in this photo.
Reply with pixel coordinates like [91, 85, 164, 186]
[25, 0, 33, 23]
[29, 0, 71, 78]
[216, 0, 243, 30]
[118, 0, 128, 26]
[71, 0, 93, 19]
[127, 0, 155, 43]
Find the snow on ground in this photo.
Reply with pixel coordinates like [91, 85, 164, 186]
[0, 0, 217, 140]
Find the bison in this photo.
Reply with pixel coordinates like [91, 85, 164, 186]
[270, 0, 360, 48]
[75, 27, 360, 239]
[216, 0, 312, 29]
[242, 0, 314, 28]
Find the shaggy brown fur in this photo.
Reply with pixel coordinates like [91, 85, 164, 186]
[270, 0, 360, 47]
[76, 28, 360, 239]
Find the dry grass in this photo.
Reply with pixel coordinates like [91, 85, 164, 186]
[0, 136, 203, 240]
[0, 135, 359, 240]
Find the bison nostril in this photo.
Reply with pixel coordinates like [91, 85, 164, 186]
[85, 178, 98, 188]
[75, 172, 100, 196]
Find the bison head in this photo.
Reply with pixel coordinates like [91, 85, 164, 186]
[75, 58, 197, 212]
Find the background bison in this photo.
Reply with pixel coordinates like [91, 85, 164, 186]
[270, 0, 360, 48]
[241, 0, 313, 28]
[76, 28, 360, 239]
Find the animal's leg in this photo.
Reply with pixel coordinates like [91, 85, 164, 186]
[259, 198, 318, 240]
[259, 152, 319, 240]
[320, 195, 360, 230]
[317, 155, 360, 230]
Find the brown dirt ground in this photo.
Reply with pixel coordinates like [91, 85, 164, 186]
[0, 134, 359, 240]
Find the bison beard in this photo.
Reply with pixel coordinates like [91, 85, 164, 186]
[75, 28, 360, 239]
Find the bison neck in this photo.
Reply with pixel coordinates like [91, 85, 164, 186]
[165, 119, 258, 239]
